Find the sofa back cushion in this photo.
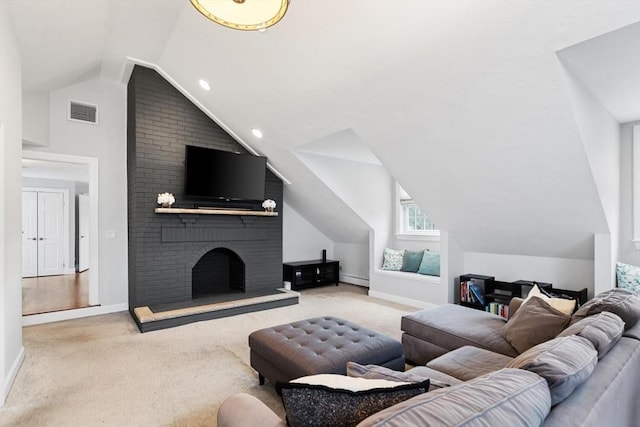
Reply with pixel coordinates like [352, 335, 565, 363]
[501, 296, 570, 353]
[557, 311, 624, 359]
[357, 368, 551, 427]
[506, 335, 597, 406]
[571, 288, 640, 330]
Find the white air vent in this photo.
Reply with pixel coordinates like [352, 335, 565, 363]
[68, 100, 99, 125]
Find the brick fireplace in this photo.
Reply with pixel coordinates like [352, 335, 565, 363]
[126, 65, 293, 332]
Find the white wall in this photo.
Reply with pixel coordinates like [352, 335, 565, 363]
[618, 120, 640, 265]
[28, 78, 128, 306]
[22, 92, 49, 146]
[0, 3, 25, 406]
[464, 252, 594, 296]
[558, 59, 621, 294]
[334, 242, 369, 286]
[282, 201, 334, 263]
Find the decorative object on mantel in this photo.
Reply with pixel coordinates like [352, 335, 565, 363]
[262, 199, 276, 212]
[157, 192, 175, 208]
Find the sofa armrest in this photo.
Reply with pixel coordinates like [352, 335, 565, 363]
[217, 393, 286, 427]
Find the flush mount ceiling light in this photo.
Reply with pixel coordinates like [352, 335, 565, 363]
[190, 0, 289, 31]
[198, 79, 211, 91]
[252, 128, 263, 138]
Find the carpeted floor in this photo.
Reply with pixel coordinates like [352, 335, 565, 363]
[0, 284, 420, 426]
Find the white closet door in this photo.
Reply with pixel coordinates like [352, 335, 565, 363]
[37, 191, 65, 276]
[22, 191, 38, 278]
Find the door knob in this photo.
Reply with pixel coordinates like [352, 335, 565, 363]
[38, 237, 45, 240]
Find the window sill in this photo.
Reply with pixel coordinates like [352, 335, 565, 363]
[396, 232, 440, 242]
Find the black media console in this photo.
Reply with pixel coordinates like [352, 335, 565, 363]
[283, 260, 340, 291]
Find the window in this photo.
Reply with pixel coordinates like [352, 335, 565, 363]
[397, 184, 439, 238]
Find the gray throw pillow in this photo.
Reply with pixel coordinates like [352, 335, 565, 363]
[557, 311, 624, 359]
[506, 335, 597, 406]
[501, 296, 570, 353]
[571, 288, 640, 330]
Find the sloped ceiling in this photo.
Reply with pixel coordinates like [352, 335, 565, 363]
[5, 1, 640, 257]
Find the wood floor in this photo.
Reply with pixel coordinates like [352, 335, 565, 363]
[22, 271, 92, 316]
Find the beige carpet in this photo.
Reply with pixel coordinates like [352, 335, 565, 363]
[0, 284, 419, 426]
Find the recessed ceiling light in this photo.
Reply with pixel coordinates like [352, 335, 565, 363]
[252, 128, 263, 138]
[199, 79, 211, 91]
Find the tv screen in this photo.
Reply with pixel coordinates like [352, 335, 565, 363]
[184, 145, 267, 201]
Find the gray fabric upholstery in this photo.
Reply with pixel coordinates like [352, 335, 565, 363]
[249, 316, 404, 385]
[426, 345, 514, 381]
[557, 311, 624, 358]
[623, 318, 640, 340]
[357, 368, 551, 427]
[401, 304, 518, 364]
[507, 335, 597, 406]
[502, 297, 571, 353]
[542, 337, 640, 427]
[571, 288, 640, 330]
[217, 393, 286, 427]
[401, 333, 450, 365]
[346, 362, 462, 390]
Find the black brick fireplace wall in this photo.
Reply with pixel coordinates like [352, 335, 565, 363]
[126, 65, 283, 312]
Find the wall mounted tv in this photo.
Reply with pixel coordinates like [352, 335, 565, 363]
[184, 145, 267, 201]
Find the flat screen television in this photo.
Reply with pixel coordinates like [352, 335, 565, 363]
[184, 145, 267, 201]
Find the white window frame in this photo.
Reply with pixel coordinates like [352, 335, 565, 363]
[395, 183, 440, 241]
[633, 125, 640, 249]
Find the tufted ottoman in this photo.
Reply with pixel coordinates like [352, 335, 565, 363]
[248, 316, 405, 386]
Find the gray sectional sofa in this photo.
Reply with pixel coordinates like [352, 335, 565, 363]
[217, 288, 640, 427]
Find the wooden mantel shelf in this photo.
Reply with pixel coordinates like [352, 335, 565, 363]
[154, 207, 278, 216]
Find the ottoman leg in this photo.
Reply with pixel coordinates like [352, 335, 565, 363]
[258, 373, 265, 385]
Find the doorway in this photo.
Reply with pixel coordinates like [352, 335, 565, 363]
[21, 150, 99, 316]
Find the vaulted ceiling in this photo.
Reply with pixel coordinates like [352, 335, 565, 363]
[5, 0, 640, 259]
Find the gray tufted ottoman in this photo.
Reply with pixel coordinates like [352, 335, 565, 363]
[248, 316, 405, 386]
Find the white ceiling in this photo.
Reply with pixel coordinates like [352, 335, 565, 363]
[5, 0, 640, 258]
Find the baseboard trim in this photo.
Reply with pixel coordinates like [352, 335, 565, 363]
[2, 346, 25, 407]
[339, 274, 369, 287]
[368, 290, 435, 309]
[22, 303, 128, 326]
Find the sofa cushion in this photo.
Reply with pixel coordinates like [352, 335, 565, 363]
[401, 304, 519, 358]
[616, 261, 640, 294]
[381, 248, 404, 271]
[400, 250, 424, 273]
[281, 374, 429, 427]
[506, 335, 597, 406]
[346, 361, 461, 390]
[358, 368, 551, 427]
[557, 311, 624, 359]
[571, 288, 640, 330]
[426, 345, 514, 381]
[501, 296, 570, 353]
[417, 251, 440, 276]
[523, 284, 576, 315]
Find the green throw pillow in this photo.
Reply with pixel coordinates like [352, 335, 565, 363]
[417, 251, 440, 276]
[401, 250, 424, 273]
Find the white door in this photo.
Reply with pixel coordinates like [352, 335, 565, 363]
[22, 191, 38, 277]
[36, 191, 65, 276]
[78, 193, 90, 272]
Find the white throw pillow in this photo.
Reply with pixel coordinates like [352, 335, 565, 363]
[524, 284, 576, 316]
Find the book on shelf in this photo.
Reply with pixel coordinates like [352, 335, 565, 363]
[487, 302, 509, 319]
[469, 284, 485, 305]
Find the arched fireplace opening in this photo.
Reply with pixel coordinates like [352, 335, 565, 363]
[192, 247, 245, 299]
